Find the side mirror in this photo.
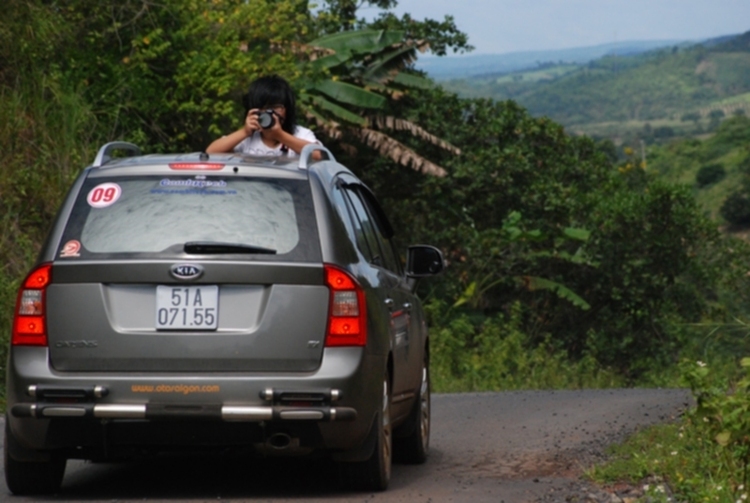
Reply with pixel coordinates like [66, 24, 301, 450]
[406, 245, 444, 277]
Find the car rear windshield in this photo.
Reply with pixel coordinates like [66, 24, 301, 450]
[58, 175, 321, 262]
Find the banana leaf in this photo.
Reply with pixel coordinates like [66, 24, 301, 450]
[563, 227, 591, 241]
[310, 52, 352, 71]
[522, 276, 591, 310]
[362, 45, 418, 82]
[311, 80, 386, 109]
[393, 72, 433, 90]
[308, 29, 405, 55]
[311, 96, 367, 126]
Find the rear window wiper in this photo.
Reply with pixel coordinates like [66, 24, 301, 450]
[184, 241, 277, 255]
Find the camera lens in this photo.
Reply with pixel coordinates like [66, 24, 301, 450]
[258, 111, 275, 129]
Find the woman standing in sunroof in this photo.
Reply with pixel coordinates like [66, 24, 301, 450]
[206, 75, 321, 157]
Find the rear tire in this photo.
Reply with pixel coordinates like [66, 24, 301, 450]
[4, 423, 66, 495]
[343, 373, 392, 492]
[394, 356, 430, 464]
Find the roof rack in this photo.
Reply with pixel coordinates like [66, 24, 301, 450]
[298, 144, 335, 170]
[92, 142, 142, 168]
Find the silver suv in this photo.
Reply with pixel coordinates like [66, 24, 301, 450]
[5, 142, 443, 494]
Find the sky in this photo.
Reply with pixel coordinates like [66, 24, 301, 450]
[361, 0, 750, 56]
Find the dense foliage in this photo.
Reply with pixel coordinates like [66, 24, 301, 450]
[2, 0, 750, 394]
[337, 87, 744, 380]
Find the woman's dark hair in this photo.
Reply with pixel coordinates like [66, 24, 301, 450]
[242, 75, 297, 135]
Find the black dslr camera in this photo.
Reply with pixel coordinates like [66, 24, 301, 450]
[257, 110, 277, 129]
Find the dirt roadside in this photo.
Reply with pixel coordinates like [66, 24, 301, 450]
[430, 389, 693, 503]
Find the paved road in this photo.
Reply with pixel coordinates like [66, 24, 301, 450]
[0, 388, 692, 502]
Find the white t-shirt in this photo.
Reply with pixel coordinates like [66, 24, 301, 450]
[233, 126, 318, 157]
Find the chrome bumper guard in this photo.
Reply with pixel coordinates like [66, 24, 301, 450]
[11, 403, 357, 422]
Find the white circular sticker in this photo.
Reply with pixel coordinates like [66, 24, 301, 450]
[87, 183, 122, 208]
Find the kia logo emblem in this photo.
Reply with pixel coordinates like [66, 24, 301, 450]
[170, 264, 204, 280]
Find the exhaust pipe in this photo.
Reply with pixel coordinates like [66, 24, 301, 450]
[266, 432, 292, 450]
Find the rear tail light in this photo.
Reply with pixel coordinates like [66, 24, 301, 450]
[168, 163, 224, 170]
[12, 264, 52, 346]
[324, 265, 367, 347]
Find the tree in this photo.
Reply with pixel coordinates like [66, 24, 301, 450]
[301, 29, 459, 176]
[294, 0, 473, 175]
[2, 0, 321, 151]
[312, 0, 472, 56]
[3, 0, 470, 171]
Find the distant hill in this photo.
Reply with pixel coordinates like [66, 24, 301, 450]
[437, 31, 750, 130]
[416, 40, 687, 80]
[647, 115, 750, 223]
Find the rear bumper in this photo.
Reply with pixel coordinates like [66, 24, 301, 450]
[6, 346, 383, 459]
[12, 402, 357, 422]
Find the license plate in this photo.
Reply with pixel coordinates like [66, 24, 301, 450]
[156, 286, 218, 330]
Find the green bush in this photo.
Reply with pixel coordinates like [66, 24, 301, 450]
[427, 300, 623, 392]
[720, 191, 750, 226]
[696, 163, 726, 187]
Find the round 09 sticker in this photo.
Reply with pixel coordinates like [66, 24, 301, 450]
[87, 182, 122, 208]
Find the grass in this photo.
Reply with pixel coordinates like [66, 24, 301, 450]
[588, 357, 750, 502]
[587, 422, 740, 502]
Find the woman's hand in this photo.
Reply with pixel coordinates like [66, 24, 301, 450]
[270, 120, 287, 142]
[244, 109, 261, 136]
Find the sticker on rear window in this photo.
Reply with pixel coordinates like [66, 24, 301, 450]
[159, 178, 228, 188]
[60, 239, 81, 258]
[87, 183, 122, 208]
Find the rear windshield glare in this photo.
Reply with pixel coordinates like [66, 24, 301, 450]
[58, 175, 320, 261]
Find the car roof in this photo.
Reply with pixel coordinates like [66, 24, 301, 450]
[92, 152, 301, 170]
[85, 142, 348, 181]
